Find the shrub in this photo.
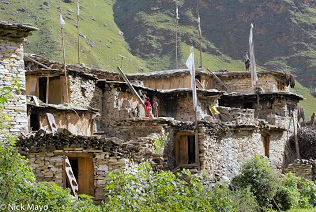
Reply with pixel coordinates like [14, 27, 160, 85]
[231, 155, 279, 209]
[232, 186, 260, 212]
[103, 162, 239, 211]
[299, 180, 316, 208]
[274, 172, 300, 211]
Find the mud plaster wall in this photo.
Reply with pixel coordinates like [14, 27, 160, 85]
[30, 110, 94, 136]
[141, 73, 213, 90]
[219, 74, 288, 94]
[0, 37, 27, 134]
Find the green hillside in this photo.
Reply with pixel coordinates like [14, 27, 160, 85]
[1, 0, 315, 117]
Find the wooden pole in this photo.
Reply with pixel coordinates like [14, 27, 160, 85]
[194, 107, 200, 170]
[311, 113, 315, 127]
[46, 77, 49, 104]
[256, 81, 260, 119]
[206, 68, 229, 90]
[293, 113, 300, 159]
[77, 4, 80, 64]
[197, 4, 202, 68]
[60, 8, 69, 104]
[117, 67, 145, 107]
[175, 5, 178, 69]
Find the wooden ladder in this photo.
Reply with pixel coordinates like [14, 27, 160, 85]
[64, 156, 79, 198]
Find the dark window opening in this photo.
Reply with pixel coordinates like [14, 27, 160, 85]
[66, 158, 78, 189]
[196, 75, 201, 82]
[39, 77, 47, 103]
[30, 113, 40, 131]
[243, 102, 253, 109]
[188, 136, 195, 164]
[262, 135, 270, 158]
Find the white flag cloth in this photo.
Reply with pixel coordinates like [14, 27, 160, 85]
[249, 23, 257, 87]
[77, 0, 80, 16]
[176, 6, 179, 20]
[186, 47, 197, 109]
[198, 16, 201, 36]
[60, 13, 65, 28]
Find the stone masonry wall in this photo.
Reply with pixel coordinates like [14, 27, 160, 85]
[219, 74, 287, 94]
[0, 37, 27, 135]
[68, 74, 102, 110]
[199, 123, 263, 181]
[287, 159, 316, 181]
[17, 132, 166, 201]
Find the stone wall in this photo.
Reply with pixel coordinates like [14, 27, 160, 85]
[68, 73, 102, 109]
[217, 106, 255, 125]
[198, 122, 263, 181]
[287, 159, 316, 181]
[217, 72, 288, 94]
[17, 131, 166, 201]
[0, 35, 27, 134]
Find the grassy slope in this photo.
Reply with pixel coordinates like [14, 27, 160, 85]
[1, 0, 315, 115]
[1, 0, 145, 73]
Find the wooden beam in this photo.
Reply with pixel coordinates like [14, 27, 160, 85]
[293, 113, 300, 159]
[24, 56, 53, 70]
[195, 79, 204, 89]
[207, 68, 229, 90]
[117, 67, 145, 107]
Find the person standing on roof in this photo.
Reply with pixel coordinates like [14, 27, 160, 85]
[244, 50, 250, 71]
[152, 98, 158, 117]
[145, 97, 151, 117]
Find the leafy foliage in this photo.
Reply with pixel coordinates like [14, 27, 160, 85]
[103, 162, 239, 211]
[274, 172, 301, 211]
[231, 155, 279, 209]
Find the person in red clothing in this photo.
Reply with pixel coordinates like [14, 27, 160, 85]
[145, 97, 151, 117]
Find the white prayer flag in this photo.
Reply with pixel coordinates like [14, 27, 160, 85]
[60, 13, 65, 28]
[186, 46, 197, 109]
[249, 23, 257, 87]
[198, 16, 201, 36]
[77, 0, 80, 16]
[176, 6, 179, 20]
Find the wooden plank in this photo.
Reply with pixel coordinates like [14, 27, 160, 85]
[293, 113, 300, 159]
[24, 56, 52, 70]
[64, 156, 79, 198]
[207, 68, 229, 90]
[179, 136, 188, 164]
[78, 157, 94, 196]
[117, 67, 145, 107]
[195, 79, 204, 89]
[54, 152, 94, 157]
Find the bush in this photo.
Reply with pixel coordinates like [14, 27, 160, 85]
[231, 155, 279, 209]
[299, 180, 316, 208]
[274, 172, 300, 211]
[103, 162, 239, 211]
[232, 186, 260, 212]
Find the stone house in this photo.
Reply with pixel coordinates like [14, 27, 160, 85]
[0, 21, 305, 201]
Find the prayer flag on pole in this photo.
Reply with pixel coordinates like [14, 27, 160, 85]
[198, 15, 202, 36]
[176, 6, 179, 20]
[60, 12, 65, 29]
[186, 46, 197, 109]
[77, 0, 80, 16]
[249, 23, 257, 87]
